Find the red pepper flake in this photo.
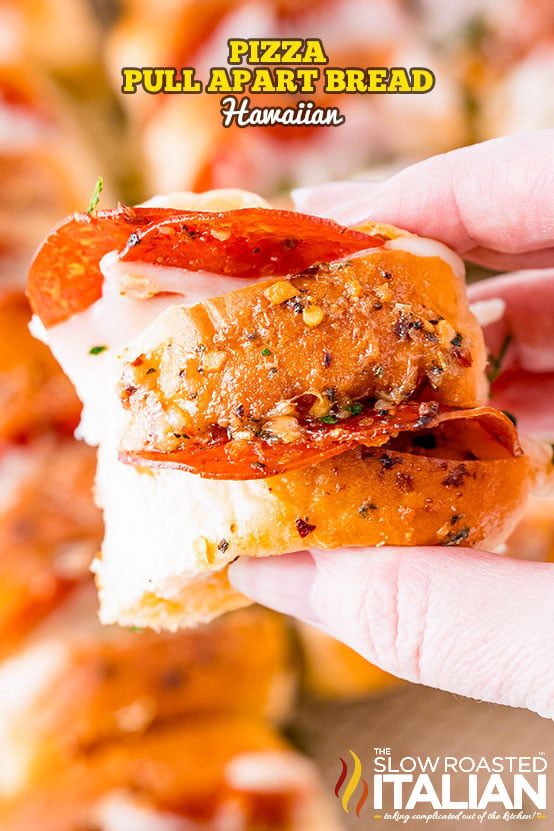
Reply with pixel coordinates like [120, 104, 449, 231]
[282, 238, 298, 250]
[295, 517, 316, 538]
[395, 472, 414, 492]
[207, 424, 228, 444]
[441, 464, 469, 488]
[394, 316, 411, 340]
[452, 345, 473, 367]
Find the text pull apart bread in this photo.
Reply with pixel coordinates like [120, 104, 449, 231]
[27, 189, 537, 629]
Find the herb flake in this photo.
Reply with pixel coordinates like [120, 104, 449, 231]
[487, 334, 512, 383]
[442, 526, 470, 546]
[358, 501, 377, 518]
[87, 176, 103, 214]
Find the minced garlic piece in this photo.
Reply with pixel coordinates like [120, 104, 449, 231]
[203, 351, 227, 372]
[374, 282, 392, 302]
[262, 415, 303, 443]
[210, 228, 231, 241]
[264, 281, 298, 304]
[436, 520, 452, 540]
[193, 535, 215, 565]
[437, 319, 457, 346]
[302, 305, 324, 327]
[307, 390, 331, 417]
[347, 278, 362, 298]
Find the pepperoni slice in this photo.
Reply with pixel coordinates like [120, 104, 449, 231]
[28, 206, 384, 327]
[27, 207, 174, 327]
[119, 404, 522, 480]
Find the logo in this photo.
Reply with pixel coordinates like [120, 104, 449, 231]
[335, 750, 369, 817]
[333, 748, 548, 823]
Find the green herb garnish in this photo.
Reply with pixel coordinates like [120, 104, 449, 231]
[487, 334, 512, 383]
[89, 345, 107, 355]
[261, 347, 272, 357]
[87, 176, 104, 214]
[320, 414, 338, 424]
[346, 403, 362, 416]
[442, 526, 470, 546]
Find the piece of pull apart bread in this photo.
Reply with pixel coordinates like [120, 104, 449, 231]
[27, 189, 548, 630]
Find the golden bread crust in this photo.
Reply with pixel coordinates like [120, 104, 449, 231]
[104, 446, 530, 629]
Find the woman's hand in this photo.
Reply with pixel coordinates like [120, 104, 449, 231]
[229, 131, 554, 718]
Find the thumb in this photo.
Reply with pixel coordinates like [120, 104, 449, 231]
[228, 548, 554, 718]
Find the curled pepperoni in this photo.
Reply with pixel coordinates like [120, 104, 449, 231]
[28, 206, 384, 327]
[119, 403, 522, 480]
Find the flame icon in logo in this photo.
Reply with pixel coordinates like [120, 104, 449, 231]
[334, 749, 368, 817]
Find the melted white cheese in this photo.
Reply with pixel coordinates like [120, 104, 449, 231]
[385, 234, 465, 280]
[30, 255, 257, 445]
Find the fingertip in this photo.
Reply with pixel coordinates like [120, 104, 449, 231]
[228, 551, 320, 624]
[291, 181, 375, 217]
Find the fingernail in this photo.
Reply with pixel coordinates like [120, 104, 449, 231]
[291, 182, 367, 216]
[228, 552, 321, 626]
[290, 186, 315, 210]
